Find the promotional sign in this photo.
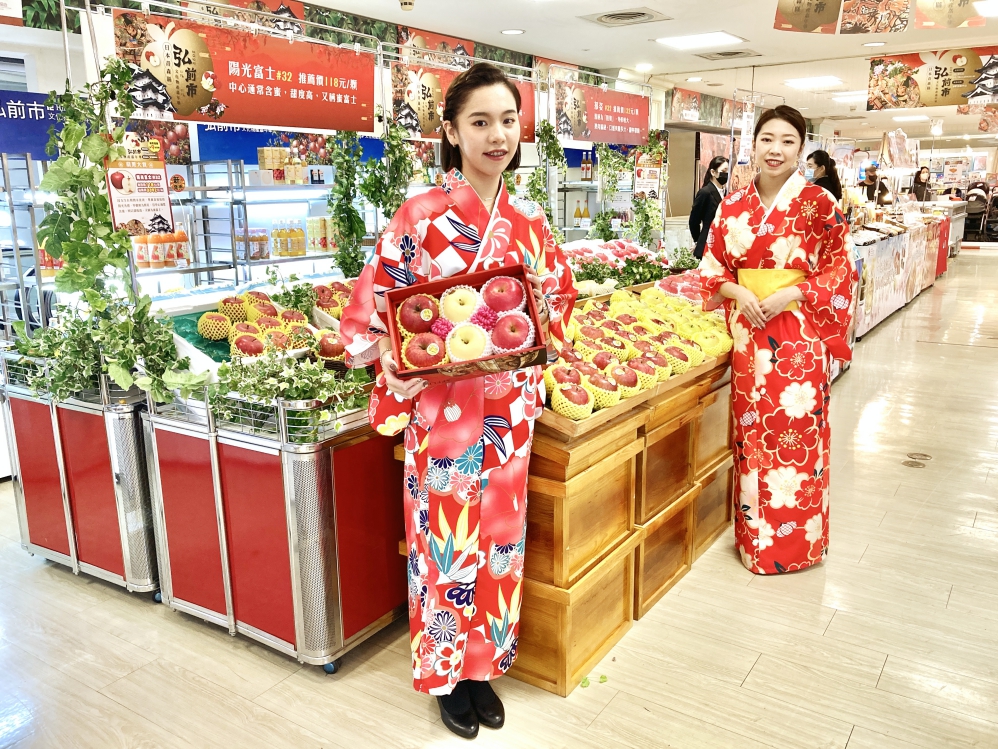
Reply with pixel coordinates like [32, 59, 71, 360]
[112, 10, 376, 132]
[736, 103, 756, 165]
[0, 92, 59, 159]
[106, 158, 175, 236]
[669, 88, 726, 128]
[391, 61, 535, 142]
[914, 0, 985, 28]
[182, 0, 304, 32]
[839, 0, 910, 33]
[398, 26, 474, 67]
[536, 57, 578, 92]
[0, 0, 22, 26]
[867, 48, 998, 109]
[773, 0, 842, 33]
[555, 81, 649, 146]
[634, 152, 663, 200]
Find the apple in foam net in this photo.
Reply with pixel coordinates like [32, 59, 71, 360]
[550, 366, 582, 385]
[587, 373, 618, 392]
[664, 346, 689, 362]
[317, 332, 345, 359]
[560, 347, 584, 364]
[633, 340, 656, 355]
[233, 334, 264, 356]
[642, 351, 669, 368]
[575, 362, 599, 378]
[579, 325, 604, 341]
[587, 310, 606, 321]
[264, 331, 290, 350]
[245, 291, 270, 303]
[492, 312, 531, 351]
[222, 296, 244, 308]
[329, 281, 351, 294]
[601, 320, 622, 332]
[280, 310, 308, 324]
[406, 332, 447, 368]
[256, 315, 281, 330]
[399, 294, 439, 334]
[313, 285, 333, 300]
[482, 276, 525, 313]
[592, 351, 620, 371]
[232, 322, 259, 336]
[252, 302, 279, 318]
[628, 358, 657, 376]
[600, 337, 627, 354]
[610, 366, 639, 389]
[616, 314, 638, 326]
[559, 384, 591, 406]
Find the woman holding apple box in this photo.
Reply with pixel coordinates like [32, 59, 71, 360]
[340, 63, 576, 739]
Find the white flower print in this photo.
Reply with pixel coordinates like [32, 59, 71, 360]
[764, 466, 807, 509]
[779, 381, 818, 419]
[755, 347, 773, 388]
[804, 513, 823, 544]
[738, 470, 759, 517]
[725, 212, 755, 258]
[730, 318, 750, 354]
[747, 518, 776, 550]
[738, 544, 755, 571]
[769, 234, 805, 269]
[699, 250, 726, 279]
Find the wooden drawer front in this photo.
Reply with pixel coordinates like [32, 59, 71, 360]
[642, 384, 705, 434]
[635, 406, 700, 525]
[693, 457, 735, 559]
[530, 409, 646, 482]
[527, 439, 641, 588]
[694, 383, 732, 475]
[634, 483, 700, 619]
[510, 533, 638, 697]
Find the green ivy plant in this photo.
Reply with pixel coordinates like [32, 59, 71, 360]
[642, 130, 669, 164]
[595, 143, 633, 187]
[626, 196, 663, 250]
[587, 211, 617, 242]
[359, 110, 414, 222]
[572, 258, 616, 285]
[266, 266, 317, 317]
[502, 170, 517, 196]
[617, 256, 668, 287]
[535, 120, 567, 173]
[13, 317, 101, 401]
[670, 246, 699, 271]
[328, 131, 368, 279]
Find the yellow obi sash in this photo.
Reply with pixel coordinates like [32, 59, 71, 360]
[737, 268, 806, 312]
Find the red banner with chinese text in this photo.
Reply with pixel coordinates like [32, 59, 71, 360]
[555, 81, 649, 146]
[112, 9, 376, 132]
[868, 48, 998, 110]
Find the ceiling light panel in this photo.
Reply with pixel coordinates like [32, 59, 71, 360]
[655, 31, 745, 50]
[785, 76, 843, 90]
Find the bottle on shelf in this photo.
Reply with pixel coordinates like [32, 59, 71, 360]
[573, 200, 582, 228]
[581, 201, 591, 221]
[582, 152, 592, 182]
[293, 220, 306, 256]
[273, 221, 285, 257]
[175, 228, 190, 265]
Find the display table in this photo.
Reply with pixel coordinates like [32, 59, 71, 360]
[922, 200, 967, 257]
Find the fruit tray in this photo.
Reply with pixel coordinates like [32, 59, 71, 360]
[384, 264, 548, 385]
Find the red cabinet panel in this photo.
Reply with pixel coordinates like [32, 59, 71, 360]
[217, 442, 296, 645]
[9, 397, 69, 555]
[58, 407, 124, 576]
[155, 429, 227, 615]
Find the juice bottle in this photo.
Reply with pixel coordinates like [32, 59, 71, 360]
[273, 221, 285, 257]
[164, 231, 178, 267]
[175, 229, 190, 265]
[573, 200, 582, 228]
[133, 235, 150, 269]
[150, 233, 167, 269]
[295, 220, 306, 256]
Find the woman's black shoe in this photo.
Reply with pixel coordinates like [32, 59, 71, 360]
[437, 681, 479, 739]
[468, 680, 505, 729]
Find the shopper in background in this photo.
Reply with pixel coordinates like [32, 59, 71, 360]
[910, 166, 931, 202]
[698, 105, 857, 575]
[805, 149, 843, 202]
[339, 63, 576, 740]
[861, 163, 893, 205]
[689, 156, 728, 259]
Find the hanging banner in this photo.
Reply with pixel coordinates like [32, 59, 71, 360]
[554, 81, 649, 146]
[536, 57, 578, 92]
[773, 0, 843, 33]
[106, 158, 175, 236]
[398, 26, 474, 68]
[112, 10, 376, 132]
[867, 49, 998, 109]
[390, 62, 535, 142]
[737, 103, 756, 164]
[181, 0, 304, 31]
[914, 0, 985, 28]
[0, 92, 59, 158]
[839, 0, 910, 33]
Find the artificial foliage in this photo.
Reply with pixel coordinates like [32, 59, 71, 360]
[670, 246, 699, 271]
[616, 256, 668, 287]
[266, 267, 318, 317]
[535, 120, 567, 173]
[594, 143, 634, 187]
[587, 211, 617, 242]
[626, 196, 663, 250]
[502, 170, 517, 196]
[13, 317, 101, 401]
[328, 131, 368, 279]
[572, 258, 617, 285]
[359, 110, 415, 222]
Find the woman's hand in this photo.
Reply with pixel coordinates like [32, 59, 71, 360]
[380, 348, 427, 399]
[525, 270, 551, 332]
[759, 286, 805, 321]
[722, 283, 766, 329]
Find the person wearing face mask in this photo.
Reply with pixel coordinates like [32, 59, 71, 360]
[697, 105, 857, 576]
[805, 149, 843, 202]
[910, 166, 930, 202]
[861, 163, 893, 205]
[689, 156, 728, 259]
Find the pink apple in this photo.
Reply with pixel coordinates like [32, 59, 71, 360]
[632, 340, 656, 354]
[398, 294, 439, 335]
[664, 346, 689, 362]
[592, 351, 620, 370]
[550, 366, 582, 385]
[609, 366, 639, 389]
[245, 290, 271, 303]
[616, 314, 638, 325]
[575, 362, 599, 378]
[561, 347, 584, 364]
[641, 352, 669, 368]
[587, 373, 618, 392]
[405, 332, 446, 367]
[579, 325, 604, 341]
[587, 310, 606, 321]
[251, 302, 279, 318]
[559, 384, 590, 406]
[628, 358, 657, 376]
[492, 312, 531, 351]
[482, 276, 525, 313]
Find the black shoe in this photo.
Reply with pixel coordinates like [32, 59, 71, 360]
[437, 681, 479, 740]
[468, 679, 505, 729]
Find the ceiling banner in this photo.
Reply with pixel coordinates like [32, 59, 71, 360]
[180, 0, 305, 30]
[867, 49, 998, 109]
[554, 81, 649, 145]
[839, 0, 910, 33]
[773, 0, 843, 33]
[112, 10, 376, 132]
[398, 26, 474, 67]
[536, 57, 578, 92]
[391, 61, 535, 142]
[914, 0, 986, 28]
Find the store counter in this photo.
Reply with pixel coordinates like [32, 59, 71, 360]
[921, 201, 967, 257]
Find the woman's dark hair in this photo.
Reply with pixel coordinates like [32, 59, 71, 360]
[441, 63, 522, 173]
[753, 104, 807, 145]
[808, 149, 842, 196]
[703, 156, 728, 188]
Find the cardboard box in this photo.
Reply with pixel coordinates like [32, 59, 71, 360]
[384, 264, 547, 385]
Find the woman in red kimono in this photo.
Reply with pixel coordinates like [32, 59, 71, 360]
[698, 105, 856, 576]
[340, 64, 575, 738]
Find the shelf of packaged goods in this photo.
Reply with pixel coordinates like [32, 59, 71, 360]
[135, 262, 235, 278]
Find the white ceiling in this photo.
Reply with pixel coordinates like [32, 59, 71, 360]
[315, 0, 998, 142]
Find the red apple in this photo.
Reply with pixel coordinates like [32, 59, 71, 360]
[600, 337, 627, 354]
[587, 373, 618, 392]
[616, 314, 638, 325]
[109, 171, 126, 189]
[560, 347, 584, 364]
[251, 302, 279, 318]
[559, 384, 590, 406]
[405, 332, 446, 367]
[174, 123, 188, 138]
[587, 310, 606, 321]
[492, 312, 531, 350]
[313, 284, 333, 300]
[317, 332, 344, 358]
[592, 351, 620, 370]
[231, 322, 259, 337]
[317, 297, 341, 311]
[632, 325, 653, 337]
[609, 366, 639, 389]
[628, 359, 657, 376]
[256, 315, 281, 330]
[482, 276, 525, 313]
[280, 310, 308, 324]
[579, 325, 604, 341]
[575, 362, 599, 378]
[601, 320, 623, 332]
[550, 366, 582, 385]
[245, 291, 270, 303]
[632, 340, 656, 354]
[222, 296, 244, 307]
[399, 294, 439, 334]
[641, 352, 669, 368]
[286, 324, 312, 337]
[329, 281, 351, 294]
[233, 334, 264, 356]
[589, 301, 609, 312]
[664, 346, 689, 362]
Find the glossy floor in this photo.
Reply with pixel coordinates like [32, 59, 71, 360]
[2, 253, 998, 748]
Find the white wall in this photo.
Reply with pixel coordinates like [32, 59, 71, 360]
[0, 25, 85, 94]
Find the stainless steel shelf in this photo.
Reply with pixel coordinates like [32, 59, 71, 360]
[136, 262, 235, 278]
[241, 252, 337, 267]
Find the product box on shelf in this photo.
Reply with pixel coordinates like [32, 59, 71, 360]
[384, 264, 547, 385]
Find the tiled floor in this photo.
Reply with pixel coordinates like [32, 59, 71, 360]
[2, 252, 998, 748]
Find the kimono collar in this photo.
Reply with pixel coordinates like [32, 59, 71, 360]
[750, 169, 807, 225]
[445, 168, 508, 228]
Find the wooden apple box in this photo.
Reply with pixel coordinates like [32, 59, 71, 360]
[508, 530, 640, 697]
[634, 482, 701, 619]
[694, 380, 733, 477]
[692, 453, 735, 560]
[384, 264, 547, 385]
[634, 403, 701, 525]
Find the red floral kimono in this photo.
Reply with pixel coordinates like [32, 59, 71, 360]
[699, 171, 856, 575]
[340, 169, 576, 694]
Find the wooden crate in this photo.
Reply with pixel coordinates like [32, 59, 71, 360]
[694, 382, 732, 476]
[526, 437, 642, 588]
[508, 531, 640, 697]
[634, 482, 700, 619]
[692, 453, 735, 560]
[531, 408, 647, 482]
[635, 404, 701, 525]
